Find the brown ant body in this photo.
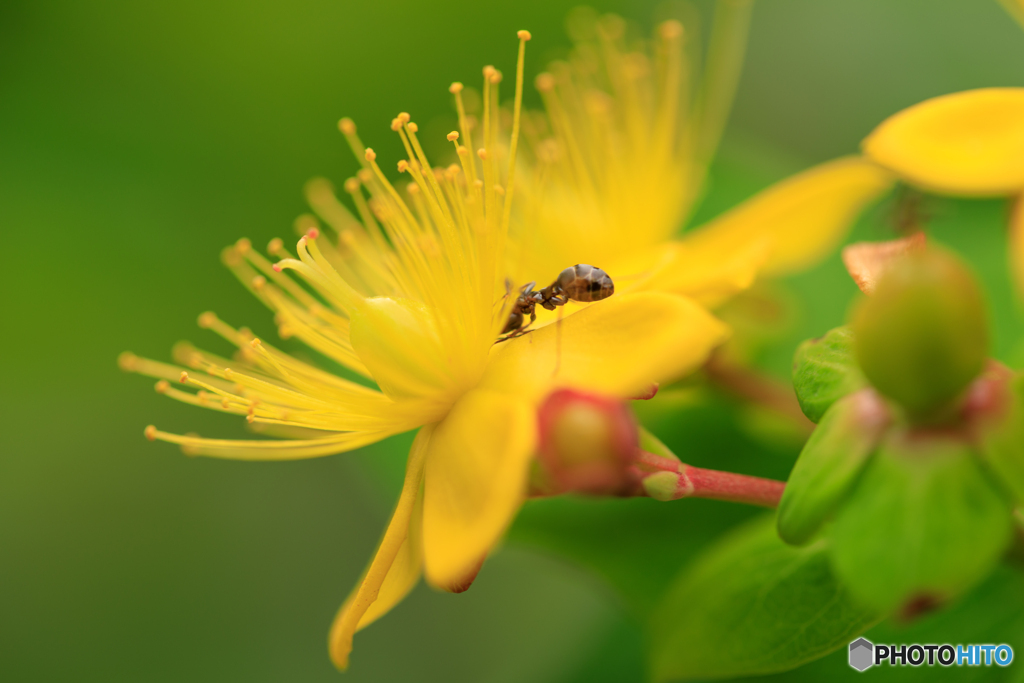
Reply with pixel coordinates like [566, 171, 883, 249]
[498, 264, 615, 342]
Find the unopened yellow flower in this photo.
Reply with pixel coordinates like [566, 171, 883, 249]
[863, 88, 1024, 197]
[121, 32, 728, 669]
[510, 5, 895, 313]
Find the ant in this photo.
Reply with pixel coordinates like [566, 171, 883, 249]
[498, 264, 615, 342]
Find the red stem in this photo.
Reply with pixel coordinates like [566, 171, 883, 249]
[681, 465, 785, 508]
[633, 450, 785, 508]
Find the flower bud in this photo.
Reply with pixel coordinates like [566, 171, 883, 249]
[537, 389, 638, 495]
[851, 248, 988, 420]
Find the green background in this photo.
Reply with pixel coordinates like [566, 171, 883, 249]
[2, 0, 1023, 680]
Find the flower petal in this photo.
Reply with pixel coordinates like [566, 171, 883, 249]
[681, 156, 895, 277]
[633, 239, 770, 308]
[480, 292, 729, 401]
[349, 297, 451, 402]
[421, 390, 536, 588]
[863, 88, 1024, 197]
[328, 425, 432, 670]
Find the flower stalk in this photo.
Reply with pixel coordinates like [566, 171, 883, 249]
[634, 450, 786, 508]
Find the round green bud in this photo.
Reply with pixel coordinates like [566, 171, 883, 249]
[852, 248, 988, 420]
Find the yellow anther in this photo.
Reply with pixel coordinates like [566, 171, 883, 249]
[457, 145, 469, 156]
[535, 73, 555, 92]
[179, 371, 189, 383]
[477, 148, 488, 160]
[155, 380, 170, 394]
[250, 338, 263, 349]
[659, 19, 684, 40]
[118, 351, 139, 372]
[365, 148, 377, 161]
[447, 131, 459, 141]
[252, 275, 266, 289]
[483, 65, 496, 78]
[197, 311, 217, 329]
[489, 71, 503, 84]
[144, 425, 157, 441]
[408, 182, 420, 194]
[390, 118, 402, 131]
[473, 179, 484, 189]
[343, 177, 360, 193]
[449, 82, 464, 94]
[357, 169, 373, 183]
[407, 122, 418, 133]
[517, 30, 532, 41]
[235, 238, 251, 254]
[494, 184, 506, 196]
[398, 112, 411, 123]
[397, 159, 409, 173]
[338, 117, 356, 134]
[267, 237, 283, 255]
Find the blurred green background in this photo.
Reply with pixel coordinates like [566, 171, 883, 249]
[3, 1, 1024, 681]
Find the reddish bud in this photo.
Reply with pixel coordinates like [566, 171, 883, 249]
[537, 389, 639, 495]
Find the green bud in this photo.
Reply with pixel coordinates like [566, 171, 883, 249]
[791, 326, 867, 423]
[851, 249, 988, 420]
[777, 390, 889, 546]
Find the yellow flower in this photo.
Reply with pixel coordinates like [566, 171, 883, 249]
[860, 86, 1024, 297]
[509, 5, 895, 314]
[863, 88, 1024, 197]
[120, 32, 728, 669]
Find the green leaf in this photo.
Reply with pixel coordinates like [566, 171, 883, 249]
[829, 431, 1014, 612]
[730, 564, 1024, 682]
[982, 373, 1024, 503]
[792, 326, 867, 423]
[777, 391, 887, 545]
[649, 516, 880, 682]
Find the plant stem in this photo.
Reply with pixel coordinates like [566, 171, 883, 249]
[634, 451, 785, 508]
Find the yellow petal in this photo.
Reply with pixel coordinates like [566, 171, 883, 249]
[421, 390, 536, 588]
[328, 425, 432, 670]
[349, 297, 452, 402]
[480, 292, 729, 401]
[863, 88, 1024, 197]
[682, 156, 895, 277]
[633, 238, 770, 308]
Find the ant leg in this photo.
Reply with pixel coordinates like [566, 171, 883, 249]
[494, 310, 538, 344]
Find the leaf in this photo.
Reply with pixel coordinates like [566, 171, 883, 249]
[649, 515, 880, 682]
[829, 431, 1014, 612]
[777, 391, 888, 545]
[729, 564, 1024, 682]
[792, 326, 867, 423]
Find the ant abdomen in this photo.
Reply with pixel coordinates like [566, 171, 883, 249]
[557, 264, 615, 303]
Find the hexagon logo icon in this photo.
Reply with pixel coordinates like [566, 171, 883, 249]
[849, 638, 874, 671]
